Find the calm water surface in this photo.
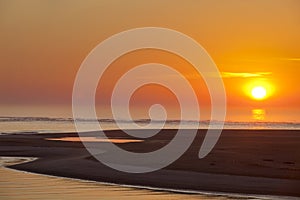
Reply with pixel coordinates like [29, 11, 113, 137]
[1, 117, 300, 135]
[2, 157, 288, 200]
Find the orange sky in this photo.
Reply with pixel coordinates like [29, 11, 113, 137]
[0, 0, 299, 121]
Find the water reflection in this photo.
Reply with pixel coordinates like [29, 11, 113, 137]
[0, 157, 236, 200]
[46, 137, 143, 143]
[252, 109, 265, 121]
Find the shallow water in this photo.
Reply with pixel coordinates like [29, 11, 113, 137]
[1, 157, 298, 200]
[46, 137, 143, 143]
[0, 157, 240, 200]
[5, 157, 292, 200]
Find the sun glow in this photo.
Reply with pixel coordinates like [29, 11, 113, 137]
[244, 80, 275, 101]
[251, 86, 267, 100]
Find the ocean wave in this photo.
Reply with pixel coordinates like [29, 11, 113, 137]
[0, 116, 299, 129]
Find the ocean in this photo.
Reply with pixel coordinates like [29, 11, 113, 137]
[0, 116, 299, 134]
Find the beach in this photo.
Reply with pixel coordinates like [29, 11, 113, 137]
[0, 129, 299, 198]
[0, 157, 238, 200]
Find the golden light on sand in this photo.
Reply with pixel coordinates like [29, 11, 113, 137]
[251, 86, 267, 100]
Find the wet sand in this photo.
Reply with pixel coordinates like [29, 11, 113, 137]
[0, 129, 299, 197]
[1, 157, 235, 200]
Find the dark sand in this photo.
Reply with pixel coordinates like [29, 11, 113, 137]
[0, 129, 299, 197]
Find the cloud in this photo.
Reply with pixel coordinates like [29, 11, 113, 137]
[221, 72, 272, 78]
[278, 57, 300, 61]
[135, 71, 272, 80]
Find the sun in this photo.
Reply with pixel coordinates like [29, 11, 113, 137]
[244, 80, 274, 101]
[251, 86, 267, 100]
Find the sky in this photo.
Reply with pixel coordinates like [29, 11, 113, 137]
[0, 0, 299, 122]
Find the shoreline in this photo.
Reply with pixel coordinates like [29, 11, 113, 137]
[1, 161, 297, 200]
[1, 129, 299, 197]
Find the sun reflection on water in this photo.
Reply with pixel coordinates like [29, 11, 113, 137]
[252, 109, 266, 121]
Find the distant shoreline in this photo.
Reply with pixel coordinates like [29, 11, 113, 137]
[1, 116, 300, 134]
[0, 129, 299, 197]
